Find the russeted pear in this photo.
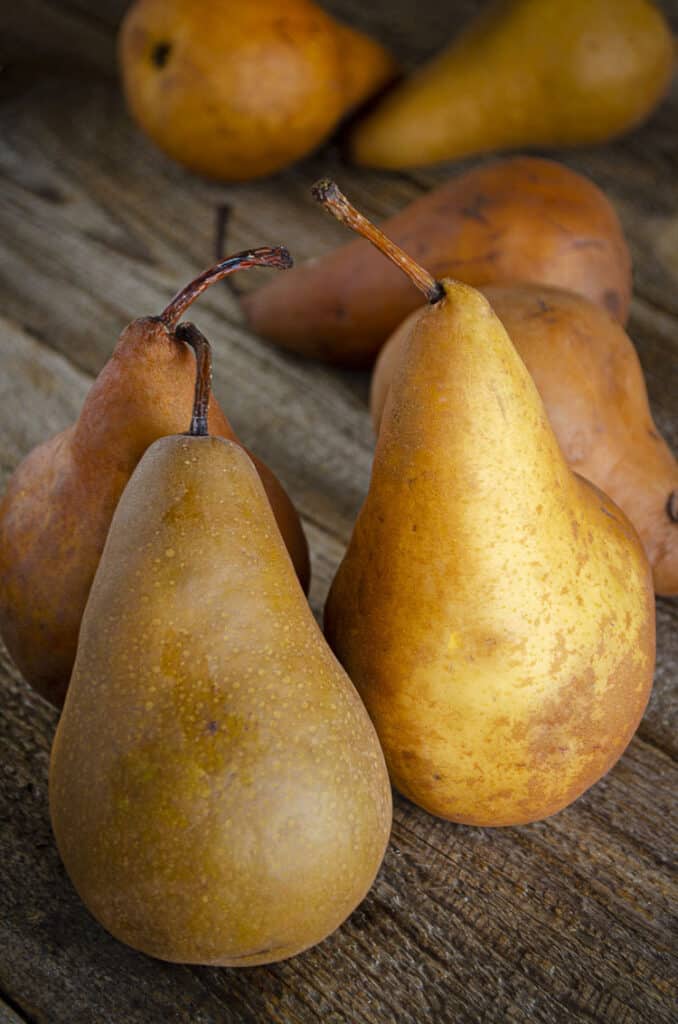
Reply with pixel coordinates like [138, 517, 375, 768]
[119, 0, 396, 181]
[371, 284, 678, 596]
[0, 248, 309, 709]
[49, 326, 392, 965]
[349, 0, 674, 169]
[242, 157, 631, 366]
[315, 181, 655, 827]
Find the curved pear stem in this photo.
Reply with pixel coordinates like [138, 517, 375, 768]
[175, 322, 212, 437]
[311, 179, 444, 304]
[160, 246, 294, 327]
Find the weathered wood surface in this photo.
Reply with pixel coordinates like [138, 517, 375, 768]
[1, 2, 676, 1022]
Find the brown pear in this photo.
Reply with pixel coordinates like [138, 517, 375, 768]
[371, 284, 678, 596]
[119, 0, 397, 181]
[242, 157, 631, 366]
[0, 248, 309, 708]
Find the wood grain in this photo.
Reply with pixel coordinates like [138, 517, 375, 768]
[0, 2, 676, 1022]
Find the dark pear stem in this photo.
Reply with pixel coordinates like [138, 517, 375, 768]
[213, 205, 247, 299]
[215, 204, 231, 261]
[311, 179, 444, 304]
[160, 246, 294, 327]
[175, 322, 212, 437]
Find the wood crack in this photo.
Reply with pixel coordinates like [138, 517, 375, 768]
[0, 989, 37, 1024]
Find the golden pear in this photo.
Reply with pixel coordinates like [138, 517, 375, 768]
[315, 182, 655, 826]
[50, 327, 392, 964]
[350, 0, 674, 169]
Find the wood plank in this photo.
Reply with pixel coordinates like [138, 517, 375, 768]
[0, 1, 676, 1022]
[2, 4, 118, 76]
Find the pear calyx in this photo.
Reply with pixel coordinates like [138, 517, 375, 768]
[311, 180, 444, 304]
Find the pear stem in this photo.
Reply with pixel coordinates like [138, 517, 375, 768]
[311, 179, 444, 304]
[160, 246, 294, 327]
[175, 322, 212, 436]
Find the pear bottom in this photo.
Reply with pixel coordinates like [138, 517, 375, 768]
[326, 478, 654, 828]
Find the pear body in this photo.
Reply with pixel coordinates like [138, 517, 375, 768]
[327, 283, 655, 826]
[119, 0, 396, 181]
[350, 0, 674, 169]
[370, 284, 678, 596]
[243, 157, 631, 365]
[50, 436, 391, 965]
[0, 318, 308, 707]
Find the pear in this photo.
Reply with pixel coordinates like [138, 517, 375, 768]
[0, 248, 309, 709]
[49, 325, 392, 965]
[315, 181, 655, 826]
[119, 0, 397, 181]
[242, 157, 632, 366]
[371, 284, 678, 596]
[350, 0, 674, 169]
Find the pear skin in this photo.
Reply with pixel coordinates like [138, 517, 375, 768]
[326, 281, 655, 826]
[242, 157, 632, 366]
[0, 251, 309, 708]
[119, 0, 397, 181]
[370, 285, 678, 596]
[50, 434, 391, 965]
[350, 0, 674, 169]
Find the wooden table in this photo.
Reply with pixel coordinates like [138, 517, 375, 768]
[1, 3, 676, 1021]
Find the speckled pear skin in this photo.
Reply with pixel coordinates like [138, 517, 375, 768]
[325, 282, 655, 827]
[50, 436, 391, 966]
